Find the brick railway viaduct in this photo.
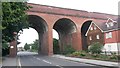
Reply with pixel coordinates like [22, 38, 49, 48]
[10, 3, 117, 57]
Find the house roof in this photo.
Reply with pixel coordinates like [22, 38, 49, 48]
[85, 18, 119, 36]
[94, 18, 119, 32]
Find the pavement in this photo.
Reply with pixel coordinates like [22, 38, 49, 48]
[52, 55, 120, 68]
[1, 51, 109, 68]
[2, 56, 18, 66]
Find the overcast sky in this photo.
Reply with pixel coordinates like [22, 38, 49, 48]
[28, 0, 120, 15]
[18, 0, 120, 47]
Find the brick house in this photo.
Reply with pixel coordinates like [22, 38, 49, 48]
[85, 22, 104, 46]
[85, 18, 120, 52]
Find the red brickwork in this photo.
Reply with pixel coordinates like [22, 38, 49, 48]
[10, 3, 117, 56]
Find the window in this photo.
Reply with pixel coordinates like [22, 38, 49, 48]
[96, 35, 100, 39]
[89, 36, 92, 40]
[106, 23, 109, 27]
[106, 33, 109, 39]
[109, 32, 112, 38]
[106, 32, 112, 39]
[109, 22, 114, 26]
[94, 26, 97, 30]
[90, 27, 93, 30]
[106, 22, 114, 28]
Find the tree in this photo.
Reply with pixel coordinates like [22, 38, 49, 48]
[24, 43, 30, 50]
[23, 39, 39, 52]
[2, 2, 30, 43]
[0, 2, 2, 30]
[53, 38, 60, 54]
[1, 2, 30, 51]
[2, 41, 10, 56]
[31, 39, 39, 51]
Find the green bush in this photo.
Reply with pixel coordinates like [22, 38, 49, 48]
[2, 43, 9, 56]
[71, 51, 81, 56]
[2, 48, 9, 56]
[67, 49, 118, 62]
[70, 50, 87, 57]
[109, 53, 118, 60]
[64, 45, 75, 55]
[88, 42, 103, 54]
[99, 54, 109, 60]
[79, 51, 87, 57]
[80, 53, 86, 57]
[53, 38, 60, 54]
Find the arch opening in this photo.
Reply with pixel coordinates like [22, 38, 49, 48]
[17, 27, 39, 54]
[52, 29, 60, 54]
[9, 15, 49, 57]
[28, 15, 48, 55]
[53, 18, 77, 54]
[81, 20, 92, 50]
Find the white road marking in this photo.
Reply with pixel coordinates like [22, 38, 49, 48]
[36, 58, 41, 60]
[56, 65, 60, 66]
[56, 65, 64, 68]
[33, 57, 41, 60]
[33, 56, 63, 68]
[42, 60, 52, 64]
[42, 59, 63, 68]
[18, 57, 22, 68]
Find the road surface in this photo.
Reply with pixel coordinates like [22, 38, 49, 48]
[2, 51, 108, 68]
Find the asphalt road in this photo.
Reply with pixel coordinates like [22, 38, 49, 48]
[2, 51, 108, 68]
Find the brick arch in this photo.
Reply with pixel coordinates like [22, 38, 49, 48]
[80, 19, 93, 30]
[28, 14, 48, 31]
[81, 20, 93, 50]
[53, 18, 77, 34]
[81, 20, 93, 34]
[28, 15, 50, 55]
[52, 18, 78, 53]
